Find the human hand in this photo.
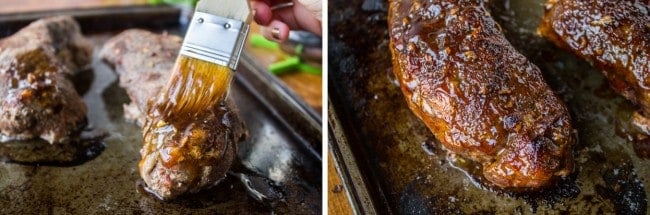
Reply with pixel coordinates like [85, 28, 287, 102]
[251, 0, 322, 42]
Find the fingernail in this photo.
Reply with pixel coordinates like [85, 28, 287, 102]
[271, 28, 281, 40]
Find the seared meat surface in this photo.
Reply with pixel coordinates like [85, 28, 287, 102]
[100, 30, 183, 126]
[539, 0, 650, 118]
[388, 0, 575, 188]
[0, 16, 92, 144]
[100, 30, 247, 200]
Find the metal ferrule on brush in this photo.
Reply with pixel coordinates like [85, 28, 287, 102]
[180, 11, 250, 70]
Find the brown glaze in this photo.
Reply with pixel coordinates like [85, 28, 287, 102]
[0, 16, 92, 144]
[140, 98, 243, 200]
[100, 30, 247, 200]
[388, 0, 574, 188]
[539, 0, 650, 115]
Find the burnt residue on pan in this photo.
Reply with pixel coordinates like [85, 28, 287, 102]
[329, 0, 649, 213]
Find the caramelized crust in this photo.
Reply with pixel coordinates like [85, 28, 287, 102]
[388, 0, 574, 188]
[539, 0, 650, 116]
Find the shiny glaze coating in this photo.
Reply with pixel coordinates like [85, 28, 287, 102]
[100, 30, 247, 200]
[539, 0, 650, 115]
[0, 16, 91, 144]
[388, 0, 575, 188]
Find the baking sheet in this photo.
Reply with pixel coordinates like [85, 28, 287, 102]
[0, 6, 321, 214]
[328, 0, 649, 214]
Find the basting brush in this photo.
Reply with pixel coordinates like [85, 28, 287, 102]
[136, 0, 252, 200]
[153, 0, 252, 118]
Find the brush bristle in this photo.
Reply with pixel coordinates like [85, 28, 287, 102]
[196, 0, 252, 23]
[159, 56, 233, 117]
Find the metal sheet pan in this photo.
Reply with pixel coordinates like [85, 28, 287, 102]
[0, 6, 321, 214]
[328, 0, 649, 214]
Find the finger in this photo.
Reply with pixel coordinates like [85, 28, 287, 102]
[250, 0, 272, 25]
[270, 2, 321, 36]
[293, 2, 321, 36]
[261, 20, 290, 42]
[297, 0, 321, 21]
[271, 7, 298, 28]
